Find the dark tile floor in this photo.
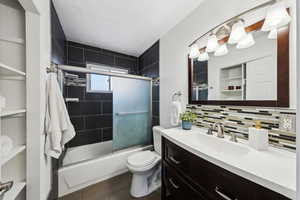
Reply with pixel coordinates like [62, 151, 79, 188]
[59, 173, 161, 200]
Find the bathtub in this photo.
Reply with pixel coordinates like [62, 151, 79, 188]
[58, 144, 152, 197]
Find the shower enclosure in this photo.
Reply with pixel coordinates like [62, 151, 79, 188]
[55, 64, 153, 197]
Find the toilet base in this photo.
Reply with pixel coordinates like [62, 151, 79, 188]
[130, 166, 161, 198]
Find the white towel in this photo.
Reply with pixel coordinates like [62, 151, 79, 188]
[170, 101, 182, 126]
[45, 73, 76, 159]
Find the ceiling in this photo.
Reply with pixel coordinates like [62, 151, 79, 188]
[52, 0, 204, 57]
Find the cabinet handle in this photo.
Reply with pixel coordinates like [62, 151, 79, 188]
[215, 187, 238, 200]
[169, 156, 181, 165]
[169, 178, 180, 189]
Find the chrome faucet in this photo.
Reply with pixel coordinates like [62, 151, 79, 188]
[212, 122, 225, 138]
[229, 131, 238, 143]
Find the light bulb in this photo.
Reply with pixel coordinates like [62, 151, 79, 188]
[261, 2, 291, 31]
[197, 52, 209, 61]
[189, 44, 200, 59]
[268, 28, 278, 39]
[237, 33, 255, 49]
[206, 34, 219, 52]
[228, 20, 247, 44]
[214, 44, 228, 56]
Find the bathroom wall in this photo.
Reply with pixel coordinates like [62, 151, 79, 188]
[139, 41, 160, 126]
[160, 0, 297, 128]
[51, 1, 66, 65]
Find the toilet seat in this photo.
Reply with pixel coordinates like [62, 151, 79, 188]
[127, 151, 161, 172]
[127, 150, 158, 168]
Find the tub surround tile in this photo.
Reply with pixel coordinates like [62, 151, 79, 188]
[187, 105, 296, 151]
[102, 128, 113, 141]
[139, 41, 160, 127]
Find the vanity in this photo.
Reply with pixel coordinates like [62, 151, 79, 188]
[161, 127, 295, 200]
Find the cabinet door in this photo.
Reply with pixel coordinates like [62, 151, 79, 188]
[163, 162, 206, 200]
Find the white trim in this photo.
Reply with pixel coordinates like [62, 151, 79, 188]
[296, 0, 300, 198]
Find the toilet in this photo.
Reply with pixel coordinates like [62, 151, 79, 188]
[127, 126, 164, 198]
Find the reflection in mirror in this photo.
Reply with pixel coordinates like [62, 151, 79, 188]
[192, 31, 277, 101]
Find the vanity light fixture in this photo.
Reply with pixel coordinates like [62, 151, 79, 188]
[268, 28, 278, 39]
[236, 33, 255, 49]
[214, 44, 228, 56]
[206, 34, 219, 52]
[197, 51, 209, 61]
[188, 0, 291, 59]
[189, 44, 200, 59]
[261, 1, 291, 32]
[228, 20, 247, 44]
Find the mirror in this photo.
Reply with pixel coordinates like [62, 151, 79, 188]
[188, 20, 289, 107]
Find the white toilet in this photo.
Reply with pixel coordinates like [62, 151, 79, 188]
[127, 126, 164, 198]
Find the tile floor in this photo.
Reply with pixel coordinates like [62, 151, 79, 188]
[59, 173, 161, 200]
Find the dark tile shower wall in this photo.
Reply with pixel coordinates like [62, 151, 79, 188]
[65, 41, 139, 148]
[65, 87, 113, 147]
[139, 41, 160, 126]
[65, 41, 139, 74]
[51, 1, 66, 65]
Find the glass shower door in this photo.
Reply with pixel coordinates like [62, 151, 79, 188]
[111, 76, 151, 151]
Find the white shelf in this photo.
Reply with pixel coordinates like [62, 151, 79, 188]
[0, 145, 26, 166]
[0, 62, 26, 77]
[0, 36, 24, 45]
[222, 76, 243, 81]
[0, 109, 26, 118]
[2, 182, 26, 200]
[222, 89, 243, 93]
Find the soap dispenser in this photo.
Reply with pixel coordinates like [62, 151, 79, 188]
[248, 121, 269, 151]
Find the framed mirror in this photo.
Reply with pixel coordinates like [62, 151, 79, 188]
[188, 20, 289, 107]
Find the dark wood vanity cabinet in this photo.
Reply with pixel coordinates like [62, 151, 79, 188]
[162, 137, 291, 200]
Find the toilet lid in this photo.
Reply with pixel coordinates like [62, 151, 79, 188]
[127, 151, 157, 167]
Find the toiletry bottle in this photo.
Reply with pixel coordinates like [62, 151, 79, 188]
[249, 121, 269, 150]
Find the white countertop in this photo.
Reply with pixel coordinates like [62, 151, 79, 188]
[161, 126, 296, 199]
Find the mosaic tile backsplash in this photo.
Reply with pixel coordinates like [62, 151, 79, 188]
[186, 105, 296, 151]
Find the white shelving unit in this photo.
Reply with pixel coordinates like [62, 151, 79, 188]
[0, 145, 26, 166]
[0, 1, 27, 200]
[2, 182, 26, 200]
[0, 62, 26, 77]
[0, 36, 24, 45]
[220, 64, 245, 100]
[0, 109, 26, 118]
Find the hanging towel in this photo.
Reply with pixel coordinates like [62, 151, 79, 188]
[170, 101, 182, 126]
[45, 73, 76, 159]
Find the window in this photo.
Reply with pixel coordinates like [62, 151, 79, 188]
[86, 64, 128, 93]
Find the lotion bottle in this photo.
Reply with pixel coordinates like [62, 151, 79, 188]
[248, 121, 269, 151]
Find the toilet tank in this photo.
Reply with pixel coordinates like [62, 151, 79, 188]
[153, 126, 164, 155]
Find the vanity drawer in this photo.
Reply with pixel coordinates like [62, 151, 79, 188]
[163, 161, 206, 200]
[163, 137, 290, 200]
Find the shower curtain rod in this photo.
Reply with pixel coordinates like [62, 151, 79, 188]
[47, 63, 152, 81]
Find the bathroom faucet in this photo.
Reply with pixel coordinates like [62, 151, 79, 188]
[229, 131, 238, 143]
[212, 122, 225, 138]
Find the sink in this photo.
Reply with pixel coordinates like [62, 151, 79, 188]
[188, 131, 250, 158]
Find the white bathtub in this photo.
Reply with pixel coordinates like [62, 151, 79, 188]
[58, 144, 152, 197]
